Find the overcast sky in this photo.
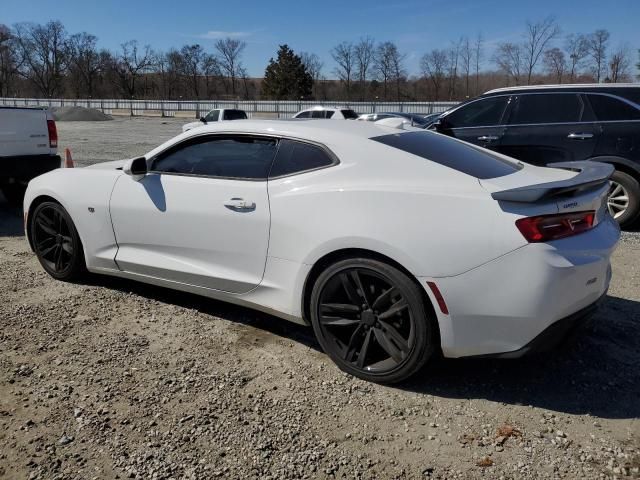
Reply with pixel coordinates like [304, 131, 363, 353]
[3, 0, 639, 78]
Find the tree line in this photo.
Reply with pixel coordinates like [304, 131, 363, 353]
[0, 18, 637, 102]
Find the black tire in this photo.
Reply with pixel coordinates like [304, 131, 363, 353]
[30, 201, 86, 281]
[1, 184, 26, 207]
[310, 258, 438, 384]
[608, 170, 640, 228]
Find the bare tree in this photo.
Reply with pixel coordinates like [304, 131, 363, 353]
[543, 47, 567, 83]
[111, 40, 153, 97]
[460, 37, 472, 98]
[153, 49, 182, 99]
[420, 49, 448, 100]
[588, 29, 610, 82]
[522, 16, 560, 84]
[447, 40, 461, 99]
[300, 52, 323, 98]
[389, 43, 406, 101]
[474, 33, 483, 95]
[354, 37, 375, 100]
[66, 32, 105, 97]
[180, 44, 207, 99]
[331, 41, 355, 100]
[493, 42, 524, 85]
[214, 37, 246, 97]
[13, 21, 68, 97]
[202, 53, 221, 98]
[609, 45, 631, 83]
[0, 24, 20, 96]
[564, 33, 589, 82]
[373, 42, 394, 100]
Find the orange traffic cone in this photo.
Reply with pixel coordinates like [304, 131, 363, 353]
[63, 148, 74, 168]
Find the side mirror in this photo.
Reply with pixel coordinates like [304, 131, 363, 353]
[430, 118, 443, 131]
[199, 117, 207, 124]
[123, 156, 147, 179]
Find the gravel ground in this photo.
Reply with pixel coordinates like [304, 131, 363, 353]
[0, 117, 639, 479]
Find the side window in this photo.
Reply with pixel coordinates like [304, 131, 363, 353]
[296, 111, 311, 118]
[587, 94, 640, 121]
[223, 110, 247, 120]
[325, 111, 335, 119]
[341, 109, 359, 119]
[509, 93, 582, 124]
[441, 96, 509, 128]
[151, 136, 278, 180]
[204, 110, 219, 122]
[269, 139, 335, 178]
[311, 110, 325, 119]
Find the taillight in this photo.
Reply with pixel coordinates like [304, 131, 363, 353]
[516, 211, 595, 243]
[47, 120, 58, 148]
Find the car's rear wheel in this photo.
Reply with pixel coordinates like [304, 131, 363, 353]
[608, 170, 640, 228]
[30, 201, 85, 281]
[310, 258, 437, 384]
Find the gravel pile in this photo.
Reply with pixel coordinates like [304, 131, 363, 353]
[49, 106, 112, 122]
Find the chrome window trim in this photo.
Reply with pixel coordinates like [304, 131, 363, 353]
[448, 91, 640, 130]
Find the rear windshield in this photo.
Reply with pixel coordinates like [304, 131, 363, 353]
[341, 109, 359, 119]
[370, 131, 520, 179]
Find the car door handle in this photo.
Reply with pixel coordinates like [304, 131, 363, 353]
[567, 132, 594, 140]
[224, 198, 256, 211]
[477, 135, 500, 141]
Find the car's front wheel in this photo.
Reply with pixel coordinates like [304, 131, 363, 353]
[608, 170, 640, 228]
[310, 258, 438, 384]
[30, 201, 86, 281]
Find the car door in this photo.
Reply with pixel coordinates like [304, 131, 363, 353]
[109, 134, 278, 294]
[499, 92, 599, 166]
[436, 95, 511, 152]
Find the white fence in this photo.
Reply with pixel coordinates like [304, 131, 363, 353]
[0, 97, 458, 118]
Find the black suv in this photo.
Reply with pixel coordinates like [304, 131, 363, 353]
[432, 84, 640, 227]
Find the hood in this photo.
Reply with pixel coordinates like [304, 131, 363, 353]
[84, 159, 128, 170]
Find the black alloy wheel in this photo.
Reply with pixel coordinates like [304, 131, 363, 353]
[31, 202, 85, 280]
[310, 258, 437, 384]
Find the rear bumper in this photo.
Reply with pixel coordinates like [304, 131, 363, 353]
[421, 214, 619, 358]
[467, 294, 605, 359]
[0, 154, 61, 184]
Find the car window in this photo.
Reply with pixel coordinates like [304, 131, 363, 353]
[151, 135, 278, 179]
[441, 96, 509, 128]
[370, 131, 520, 179]
[269, 139, 335, 178]
[587, 94, 640, 121]
[204, 110, 219, 122]
[296, 111, 311, 118]
[341, 109, 359, 119]
[223, 110, 247, 120]
[325, 111, 335, 119]
[508, 93, 582, 124]
[311, 110, 325, 119]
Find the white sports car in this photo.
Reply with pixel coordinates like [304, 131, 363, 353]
[24, 120, 619, 383]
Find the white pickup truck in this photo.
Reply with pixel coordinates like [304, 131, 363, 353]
[0, 107, 61, 205]
[181, 108, 248, 132]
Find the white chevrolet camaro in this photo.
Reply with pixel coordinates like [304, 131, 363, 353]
[24, 120, 620, 383]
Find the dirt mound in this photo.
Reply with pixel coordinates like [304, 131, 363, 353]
[49, 106, 112, 121]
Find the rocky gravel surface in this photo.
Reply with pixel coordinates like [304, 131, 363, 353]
[0, 118, 639, 479]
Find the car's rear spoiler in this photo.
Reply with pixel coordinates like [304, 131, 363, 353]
[490, 161, 614, 203]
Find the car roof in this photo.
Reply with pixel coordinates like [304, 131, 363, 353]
[483, 83, 640, 96]
[177, 118, 411, 145]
